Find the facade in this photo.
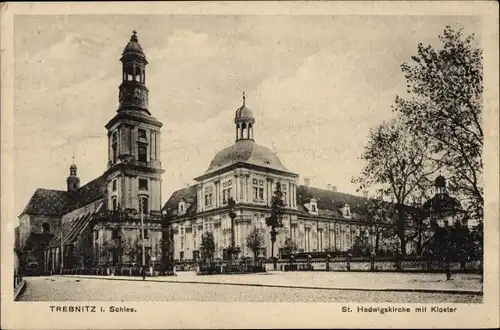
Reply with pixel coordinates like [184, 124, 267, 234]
[163, 96, 413, 262]
[15, 32, 165, 273]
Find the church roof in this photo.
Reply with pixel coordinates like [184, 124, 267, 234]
[47, 203, 103, 248]
[203, 140, 291, 176]
[21, 175, 107, 217]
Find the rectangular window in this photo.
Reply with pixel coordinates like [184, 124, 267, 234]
[142, 229, 149, 239]
[312, 205, 316, 212]
[205, 193, 213, 207]
[112, 197, 117, 211]
[222, 190, 227, 204]
[193, 250, 199, 261]
[283, 192, 287, 205]
[138, 129, 147, 139]
[180, 251, 184, 261]
[139, 178, 148, 191]
[112, 144, 117, 163]
[112, 228, 120, 239]
[138, 145, 147, 162]
[112, 180, 117, 191]
[258, 188, 264, 200]
[253, 187, 258, 200]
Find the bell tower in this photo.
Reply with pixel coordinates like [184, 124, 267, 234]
[118, 30, 150, 115]
[104, 31, 164, 214]
[66, 155, 80, 192]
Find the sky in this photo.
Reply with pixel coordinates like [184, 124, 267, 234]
[13, 14, 480, 217]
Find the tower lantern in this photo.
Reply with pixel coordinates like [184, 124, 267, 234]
[118, 30, 150, 115]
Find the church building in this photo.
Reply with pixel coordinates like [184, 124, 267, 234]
[15, 32, 165, 273]
[162, 96, 409, 262]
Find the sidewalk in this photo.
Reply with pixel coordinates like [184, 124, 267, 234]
[61, 271, 483, 295]
[13, 280, 26, 301]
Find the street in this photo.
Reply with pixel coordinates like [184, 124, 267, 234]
[18, 276, 481, 303]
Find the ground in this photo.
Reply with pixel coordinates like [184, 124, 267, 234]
[18, 272, 482, 303]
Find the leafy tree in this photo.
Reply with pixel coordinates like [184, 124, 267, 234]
[282, 237, 299, 256]
[395, 26, 483, 221]
[266, 183, 285, 262]
[353, 116, 439, 256]
[245, 228, 265, 266]
[351, 234, 372, 257]
[200, 231, 215, 265]
[423, 221, 470, 280]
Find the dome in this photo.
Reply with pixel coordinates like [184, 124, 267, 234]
[122, 31, 145, 57]
[205, 140, 289, 174]
[234, 92, 254, 123]
[435, 175, 446, 188]
[234, 104, 254, 122]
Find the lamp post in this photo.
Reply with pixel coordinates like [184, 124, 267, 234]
[60, 230, 64, 275]
[138, 193, 148, 271]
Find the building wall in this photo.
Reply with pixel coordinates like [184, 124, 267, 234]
[170, 209, 382, 261]
[195, 168, 298, 214]
[18, 213, 61, 247]
[92, 221, 162, 266]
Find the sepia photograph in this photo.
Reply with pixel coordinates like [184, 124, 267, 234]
[1, 1, 498, 329]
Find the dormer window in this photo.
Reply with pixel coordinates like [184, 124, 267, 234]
[309, 197, 318, 215]
[341, 203, 351, 218]
[179, 200, 187, 215]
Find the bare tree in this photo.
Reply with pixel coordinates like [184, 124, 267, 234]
[353, 116, 439, 256]
[395, 26, 483, 221]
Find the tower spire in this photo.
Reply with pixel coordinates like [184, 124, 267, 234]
[243, 91, 246, 106]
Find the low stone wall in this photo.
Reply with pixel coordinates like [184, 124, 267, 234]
[265, 257, 482, 273]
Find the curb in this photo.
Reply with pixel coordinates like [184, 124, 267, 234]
[62, 275, 483, 296]
[14, 280, 26, 301]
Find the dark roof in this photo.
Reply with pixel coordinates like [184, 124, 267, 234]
[163, 184, 375, 220]
[296, 185, 370, 218]
[162, 185, 198, 217]
[22, 189, 69, 216]
[48, 202, 104, 248]
[21, 175, 107, 217]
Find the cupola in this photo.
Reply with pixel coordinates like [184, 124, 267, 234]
[234, 92, 255, 141]
[66, 155, 80, 192]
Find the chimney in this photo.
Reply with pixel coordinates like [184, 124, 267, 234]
[331, 186, 337, 192]
[363, 191, 369, 199]
[304, 177, 310, 187]
[327, 184, 332, 191]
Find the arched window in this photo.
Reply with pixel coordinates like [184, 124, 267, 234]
[42, 222, 50, 233]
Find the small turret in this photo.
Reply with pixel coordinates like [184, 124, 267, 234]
[67, 155, 80, 192]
